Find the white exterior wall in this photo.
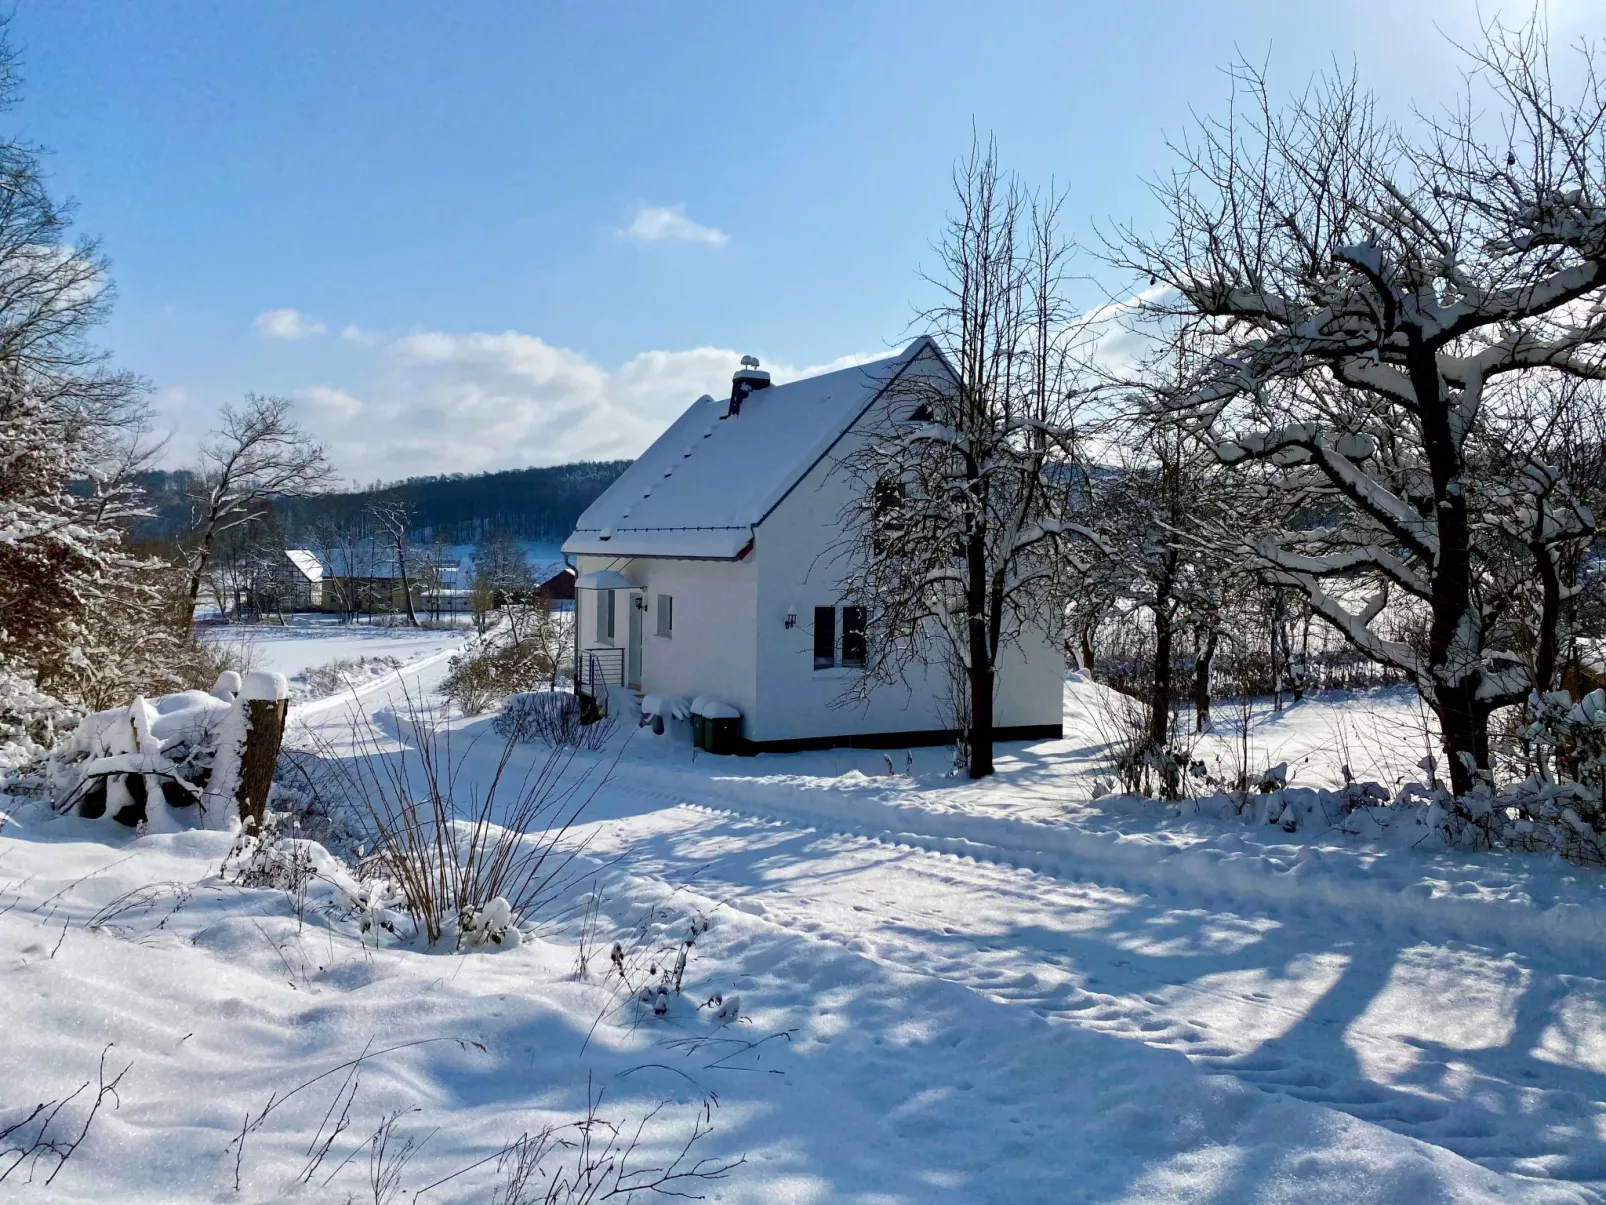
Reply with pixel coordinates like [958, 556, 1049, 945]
[573, 554, 758, 717]
[746, 401, 1065, 745]
[571, 346, 1065, 747]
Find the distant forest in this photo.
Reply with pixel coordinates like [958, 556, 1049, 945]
[127, 460, 631, 548]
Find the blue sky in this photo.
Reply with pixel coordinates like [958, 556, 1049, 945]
[10, 0, 1595, 483]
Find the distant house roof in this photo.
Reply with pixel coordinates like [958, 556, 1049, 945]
[537, 565, 576, 600]
[284, 546, 457, 583]
[284, 549, 324, 583]
[562, 338, 951, 560]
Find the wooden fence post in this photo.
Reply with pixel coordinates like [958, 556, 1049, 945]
[235, 672, 290, 832]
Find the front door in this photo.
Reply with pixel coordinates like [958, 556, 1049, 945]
[626, 591, 643, 690]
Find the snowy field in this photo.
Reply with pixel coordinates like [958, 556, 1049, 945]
[199, 614, 473, 702]
[4, 648, 1606, 1202]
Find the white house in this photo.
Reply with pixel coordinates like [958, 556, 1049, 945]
[561, 338, 1064, 753]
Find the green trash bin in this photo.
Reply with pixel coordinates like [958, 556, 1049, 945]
[692, 714, 708, 750]
[707, 715, 742, 755]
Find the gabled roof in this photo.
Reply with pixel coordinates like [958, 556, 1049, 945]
[284, 549, 324, 583]
[563, 337, 951, 560]
[284, 546, 457, 583]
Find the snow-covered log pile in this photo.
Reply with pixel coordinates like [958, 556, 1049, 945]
[43, 669, 289, 832]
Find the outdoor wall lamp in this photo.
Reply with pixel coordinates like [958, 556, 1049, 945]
[784, 606, 797, 629]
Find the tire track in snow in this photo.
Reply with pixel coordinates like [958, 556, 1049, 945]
[589, 784, 1606, 1192]
[349, 659, 1606, 1190]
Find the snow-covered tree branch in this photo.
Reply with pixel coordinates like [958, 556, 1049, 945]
[833, 138, 1100, 778]
[183, 394, 334, 625]
[1109, 17, 1606, 793]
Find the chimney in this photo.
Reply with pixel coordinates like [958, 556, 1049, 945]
[725, 354, 771, 417]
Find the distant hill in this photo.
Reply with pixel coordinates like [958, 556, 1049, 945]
[280, 460, 632, 545]
[125, 460, 632, 548]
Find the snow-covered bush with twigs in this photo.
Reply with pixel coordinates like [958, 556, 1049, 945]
[1428, 690, 1606, 864]
[0, 670, 78, 777]
[494, 691, 614, 751]
[296, 654, 402, 701]
[302, 693, 608, 949]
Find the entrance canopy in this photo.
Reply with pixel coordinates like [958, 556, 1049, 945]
[574, 569, 634, 591]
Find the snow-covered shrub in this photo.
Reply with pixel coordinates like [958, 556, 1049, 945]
[270, 747, 363, 855]
[303, 694, 608, 948]
[226, 827, 317, 894]
[495, 691, 614, 751]
[0, 670, 78, 778]
[299, 654, 402, 700]
[495, 691, 580, 744]
[1086, 680, 1202, 800]
[1420, 690, 1606, 864]
[442, 629, 560, 716]
[457, 896, 521, 949]
[222, 826, 411, 940]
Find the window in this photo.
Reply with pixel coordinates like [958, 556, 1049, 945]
[656, 593, 673, 637]
[813, 606, 836, 670]
[871, 477, 905, 553]
[841, 606, 867, 669]
[597, 589, 616, 642]
[813, 605, 868, 671]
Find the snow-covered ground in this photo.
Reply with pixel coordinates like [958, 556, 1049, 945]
[4, 653, 1605, 1202]
[200, 614, 473, 702]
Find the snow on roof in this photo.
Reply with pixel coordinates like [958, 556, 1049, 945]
[563, 338, 950, 560]
[284, 549, 324, 582]
[286, 546, 457, 582]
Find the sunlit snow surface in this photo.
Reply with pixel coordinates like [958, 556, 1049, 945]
[3, 656, 1604, 1203]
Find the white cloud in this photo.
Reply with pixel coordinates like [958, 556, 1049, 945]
[170, 321, 883, 481]
[253, 308, 327, 339]
[341, 323, 382, 345]
[618, 203, 728, 247]
[299, 385, 365, 418]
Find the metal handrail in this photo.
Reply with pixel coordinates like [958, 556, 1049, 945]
[578, 647, 625, 692]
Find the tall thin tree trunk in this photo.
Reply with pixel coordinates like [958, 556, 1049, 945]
[1411, 347, 1486, 796]
[393, 533, 419, 627]
[1149, 611, 1173, 749]
[1532, 532, 1562, 694]
[968, 656, 994, 779]
[1194, 627, 1217, 732]
[967, 533, 994, 779]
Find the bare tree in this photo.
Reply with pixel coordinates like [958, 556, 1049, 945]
[837, 139, 1101, 778]
[184, 394, 333, 626]
[370, 501, 420, 626]
[1095, 412, 1245, 755]
[313, 515, 377, 622]
[1111, 20, 1606, 794]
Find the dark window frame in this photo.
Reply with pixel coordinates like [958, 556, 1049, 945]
[841, 605, 867, 669]
[813, 606, 836, 670]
